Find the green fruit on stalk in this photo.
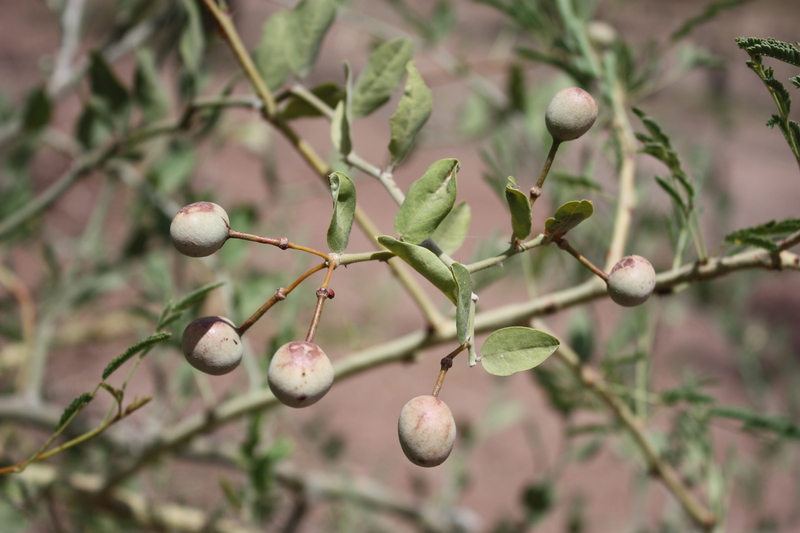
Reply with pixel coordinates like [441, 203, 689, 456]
[170, 202, 230, 257]
[182, 316, 243, 375]
[607, 254, 656, 307]
[545, 87, 599, 142]
[398, 395, 456, 467]
[268, 341, 334, 408]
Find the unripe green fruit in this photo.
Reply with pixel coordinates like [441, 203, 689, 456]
[397, 395, 456, 468]
[545, 87, 599, 142]
[182, 316, 243, 375]
[268, 341, 334, 408]
[170, 202, 230, 257]
[607, 254, 656, 307]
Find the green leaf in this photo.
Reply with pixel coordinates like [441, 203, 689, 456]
[56, 392, 94, 431]
[21, 87, 51, 134]
[388, 61, 433, 165]
[254, 10, 294, 91]
[327, 171, 357, 253]
[655, 176, 686, 211]
[394, 158, 459, 244]
[736, 37, 800, 68]
[377, 235, 456, 302]
[88, 52, 130, 118]
[543, 200, 593, 242]
[102, 332, 172, 380]
[158, 280, 226, 330]
[451, 262, 473, 345]
[724, 218, 800, 253]
[669, 0, 751, 42]
[282, 82, 344, 120]
[710, 406, 800, 439]
[480, 327, 560, 377]
[147, 140, 196, 195]
[351, 38, 414, 118]
[178, 0, 205, 74]
[75, 100, 112, 149]
[331, 63, 352, 157]
[134, 48, 171, 122]
[430, 201, 471, 255]
[505, 176, 532, 240]
[290, 0, 337, 77]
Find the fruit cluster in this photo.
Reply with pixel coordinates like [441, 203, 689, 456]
[169, 87, 657, 469]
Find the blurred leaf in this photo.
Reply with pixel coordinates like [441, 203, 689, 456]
[543, 200, 593, 242]
[351, 37, 414, 118]
[147, 140, 196, 194]
[21, 86, 51, 134]
[254, 10, 294, 91]
[178, 0, 205, 74]
[102, 332, 172, 380]
[710, 406, 800, 439]
[481, 327, 560, 376]
[724, 218, 800, 253]
[521, 482, 555, 524]
[282, 82, 344, 120]
[158, 281, 226, 330]
[331, 63, 352, 157]
[56, 392, 94, 431]
[670, 0, 752, 42]
[505, 176, 532, 240]
[388, 61, 432, 165]
[452, 262, 473, 345]
[88, 52, 130, 118]
[507, 64, 526, 113]
[377, 236, 456, 302]
[290, 0, 337, 77]
[430, 201, 471, 255]
[75, 100, 112, 149]
[395, 158, 459, 244]
[134, 48, 170, 122]
[327, 171, 356, 253]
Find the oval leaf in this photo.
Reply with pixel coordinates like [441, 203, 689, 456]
[351, 37, 414, 118]
[134, 48, 171, 122]
[290, 0, 337, 77]
[388, 61, 432, 165]
[505, 176, 532, 240]
[544, 200, 594, 242]
[331, 63, 353, 157]
[430, 201, 471, 255]
[327, 171, 356, 253]
[451, 262, 473, 345]
[377, 235, 456, 302]
[22, 87, 51, 134]
[282, 82, 344, 120]
[394, 158, 459, 244]
[254, 10, 294, 91]
[481, 327, 560, 376]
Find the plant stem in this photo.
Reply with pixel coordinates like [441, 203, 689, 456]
[198, 0, 276, 117]
[538, 321, 716, 530]
[530, 140, 561, 209]
[466, 234, 547, 273]
[431, 344, 468, 397]
[305, 264, 336, 343]
[228, 230, 330, 260]
[551, 236, 609, 282]
[237, 262, 328, 335]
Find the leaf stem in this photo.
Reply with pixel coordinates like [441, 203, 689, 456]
[551, 236, 609, 282]
[530, 139, 561, 209]
[227, 230, 330, 260]
[431, 344, 468, 397]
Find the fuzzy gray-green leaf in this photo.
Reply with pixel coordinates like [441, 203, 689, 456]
[327, 171, 356, 253]
[102, 332, 172, 380]
[351, 38, 414, 118]
[394, 159, 459, 244]
[389, 61, 432, 165]
[452, 262, 473, 345]
[505, 176, 532, 240]
[134, 48, 170, 122]
[378, 236, 456, 302]
[430, 201, 471, 255]
[331, 63, 353, 157]
[254, 10, 294, 91]
[178, 0, 204, 74]
[544, 200, 593, 242]
[481, 327, 560, 376]
[290, 0, 337, 77]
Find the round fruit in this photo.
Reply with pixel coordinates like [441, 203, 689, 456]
[607, 254, 657, 307]
[545, 87, 599, 142]
[267, 341, 334, 408]
[182, 316, 243, 375]
[398, 395, 456, 467]
[170, 202, 230, 257]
